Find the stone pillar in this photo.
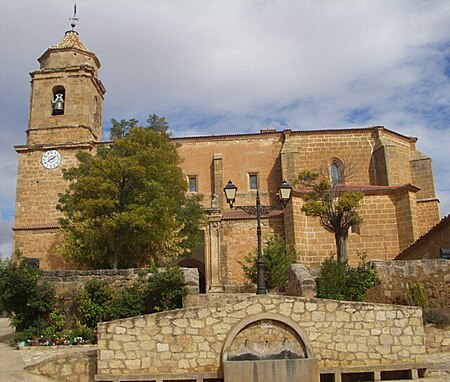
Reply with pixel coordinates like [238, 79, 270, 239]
[280, 130, 299, 184]
[213, 153, 224, 209]
[205, 208, 224, 292]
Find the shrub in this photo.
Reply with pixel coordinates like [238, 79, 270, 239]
[109, 284, 145, 320]
[241, 235, 297, 291]
[406, 281, 426, 309]
[0, 256, 55, 331]
[316, 254, 378, 301]
[76, 279, 113, 328]
[43, 308, 66, 338]
[423, 308, 450, 326]
[143, 266, 187, 313]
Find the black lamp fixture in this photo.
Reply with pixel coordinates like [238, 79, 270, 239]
[223, 179, 293, 295]
[223, 180, 238, 208]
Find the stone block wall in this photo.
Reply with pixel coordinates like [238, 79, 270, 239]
[41, 267, 200, 296]
[24, 347, 97, 382]
[288, 192, 418, 267]
[176, 132, 284, 210]
[424, 324, 450, 353]
[366, 260, 450, 309]
[286, 129, 376, 185]
[220, 217, 284, 289]
[96, 294, 426, 378]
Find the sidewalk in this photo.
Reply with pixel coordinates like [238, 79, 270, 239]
[0, 318, 59, 382]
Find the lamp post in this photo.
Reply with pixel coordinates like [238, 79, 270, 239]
[223, 180, 292, 295]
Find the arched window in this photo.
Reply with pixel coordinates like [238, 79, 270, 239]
[330, 160, 342, 185]
[51, 86, 65, 115]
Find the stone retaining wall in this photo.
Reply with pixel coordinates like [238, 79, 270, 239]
[42, 267, 200, 295]
[366, 259, 449, 309]
[22, 346, 97, 382]
[424, 324, 450, 353]
[97, 294, 425, 378]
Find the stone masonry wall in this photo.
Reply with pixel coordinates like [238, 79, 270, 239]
[290, 193, 411, 267]
[220, 217, 284, 290]
[41, 267, 200, 296]
[424, 324, 450, 353]
[96, 294, 425, 378]
[366, 260, 450, 309]
[24, 347, 97, 382]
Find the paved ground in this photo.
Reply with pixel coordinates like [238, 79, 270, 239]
[0, 317, 448, 381]
[0, 318, 59, 382]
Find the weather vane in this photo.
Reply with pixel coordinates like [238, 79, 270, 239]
[69, 3, 78, 30]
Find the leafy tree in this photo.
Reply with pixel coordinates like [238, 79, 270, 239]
[0, 256, 55, 331]
[296, 169, 364, 263]
[241, 235, 297, 291]
[57, 114, 206, 269]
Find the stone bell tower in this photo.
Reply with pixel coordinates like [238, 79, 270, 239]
[13, 28, 105, 269]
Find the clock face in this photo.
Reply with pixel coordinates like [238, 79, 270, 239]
[41, 150, 61, 169]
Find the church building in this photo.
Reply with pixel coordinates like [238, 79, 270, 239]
[13, 29, 441, 292]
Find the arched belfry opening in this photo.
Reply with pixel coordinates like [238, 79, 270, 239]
[51, 86, 65, 115]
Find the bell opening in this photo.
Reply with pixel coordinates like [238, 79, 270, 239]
[52, 86, 65, 116]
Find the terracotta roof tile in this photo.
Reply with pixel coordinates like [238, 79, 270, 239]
[49, 31, 90, 53]
[13, 222, 61, 231]
[293, 183, 420, 196]
[222, 209, 284, 220]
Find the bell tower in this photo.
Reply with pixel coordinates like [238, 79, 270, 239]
[28, 30, 105, 145]
[13, 26, 105, 269]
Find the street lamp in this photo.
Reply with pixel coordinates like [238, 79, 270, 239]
[223, 180, 293, 294]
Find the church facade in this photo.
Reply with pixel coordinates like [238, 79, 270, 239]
[13, 30, 440, 292]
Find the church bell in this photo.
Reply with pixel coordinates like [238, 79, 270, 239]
[52, 93, 65, 115]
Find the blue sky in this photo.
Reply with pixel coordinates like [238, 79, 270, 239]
[1, 0, 450, 257]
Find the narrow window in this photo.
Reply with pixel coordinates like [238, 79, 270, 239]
[188, 176, 197, 192]
[249, 173, 258, 190]
[330, 162, 341, 185]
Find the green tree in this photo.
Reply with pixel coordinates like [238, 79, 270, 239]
[57, 115, 206, 269]
[0, 256, 55, 332]
[296, 170, 364, 263]
[241, 235, 297, 292]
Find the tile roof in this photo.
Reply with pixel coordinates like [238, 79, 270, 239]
[13, 222, 61, 231]
[172, 126, 417, 143]
[395, 214, 450, 259]
[293, 183, 420, 196]
[222, 209, 284, 220]
[49, 30, 90, 53]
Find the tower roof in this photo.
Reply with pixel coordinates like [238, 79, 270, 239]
[49, 30, 90, 53]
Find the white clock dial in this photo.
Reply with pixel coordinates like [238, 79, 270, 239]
[41, 150, 61, 169]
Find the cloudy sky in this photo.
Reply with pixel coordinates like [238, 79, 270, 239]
[1, 0, 449, 258]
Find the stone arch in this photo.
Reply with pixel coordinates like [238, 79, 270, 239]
[222, 312, 314, 362]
